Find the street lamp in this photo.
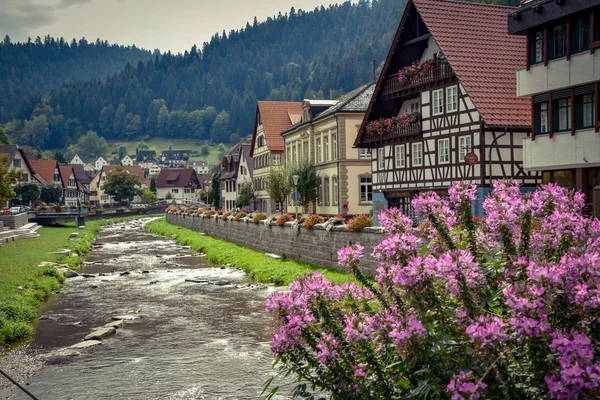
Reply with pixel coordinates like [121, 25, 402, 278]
[292, 174, 299, 221]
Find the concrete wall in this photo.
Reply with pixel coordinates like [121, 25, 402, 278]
[166, 212, 384, 275]
[0, 212, 28, 229]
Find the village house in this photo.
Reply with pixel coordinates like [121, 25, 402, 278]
[71, 164, 91, 204]
[236, 139, 254, 206]
[250, 101, 303, 214]
[29, 159, 63, 188]
[160, 150, 191, 167]
[217, 139, 251, 211]
[94, 156, 109, 171]
[155, 168, 201, 203]
[282, 84, 375, 216]
[354, 0, 540, 219]
[89, 165, 146, 207]
[59, 165, 80, 207]
[199, 172, 213, 205]
[139, 155, 159, 170]
[508, 0, 600, 217]
[121, 155, 135, 166]
[70, 154, 85, 165]
[0, 144, 36, 184]
[188, 160, 210, 175]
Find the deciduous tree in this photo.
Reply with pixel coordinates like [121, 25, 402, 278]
[236, 181, 255, 208]
[266, 167, 290, 213]
[103, 166, 140, 203]
[14, 182, 40, 205]
[287, 161, 319, 212]
[0, 154, 21, 206]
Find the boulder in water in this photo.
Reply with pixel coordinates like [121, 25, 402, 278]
[104, 320, 124, 329]
[69, 340, 102, 349]
[84, 327, 116, 341]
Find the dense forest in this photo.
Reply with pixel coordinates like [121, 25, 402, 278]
[0, 36, 153, 123]
[2, 0, 519, 150]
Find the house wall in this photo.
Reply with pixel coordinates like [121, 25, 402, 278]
[166, 212, 383, 275]
[523, 128, 600, 171]
[9, 151, 33, 183]
[156, 187, 197, 203]
[220, 179, 237, 211]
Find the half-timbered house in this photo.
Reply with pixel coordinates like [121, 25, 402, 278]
[354, 0, 540, 218]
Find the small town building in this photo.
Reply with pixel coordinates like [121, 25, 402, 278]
[0, 144, 35, 184]
[139, 155, 159, 170]
[90, 165, 147, 207]
[71, 163, 91, 204]
[354, 0, 540, 218]
[236, 139, 254, 205]
[59, 165, 80, 207]
[188, 160, 210, 175]
[155, 168, 201, 203]
[70, 154, 85, 165]
[121, 155, 135, 166]
[94, 156, 109, 171]
[250, 101, 303, 214]
[217, 140, 251, 211]
[508, 0, 600, 217]
[160, 150, 191, 167]
[28, 159, 63, 187]
[282, 84, 375, 216]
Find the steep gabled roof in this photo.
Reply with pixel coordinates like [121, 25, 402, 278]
[0, 144, 35, 173]
[240, 142, 254, 179]
[71, 163, 90, 185]
[355, 0, 528, 146]
[315, 83, 375, 120]
[29, 159, 60, 185]
[251, 101, 303, 155]
[59, 165, 73, 189]
[155, 168, 200, 188]
[102, 165, 145, 184]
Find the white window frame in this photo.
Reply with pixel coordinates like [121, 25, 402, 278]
[432, 89, 444, 116]
[324, 136, 329, 162]
[395, 144, 405, 168]
[316, 138, 322, 163]
[333, 176, 338, 205]
[459, 136, 471, 161]
[359, 148, 372, 159]
[438, 138, 450, 164]
[360, 176, 372, 203]
[412, 142, 423, 167]
[446, 86, 458, 113]
[377, 148, 385, 170]
[332, 134, 338, 160]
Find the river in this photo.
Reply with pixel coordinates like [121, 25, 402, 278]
[0, 218, 292, 399]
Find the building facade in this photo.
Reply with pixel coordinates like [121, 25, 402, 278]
[509, 0, 600, 217]
[156, 168, 201, 203]
[355, 0, 540, 219]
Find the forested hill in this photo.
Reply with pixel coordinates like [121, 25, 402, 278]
[3, 0, 518, 150]
[0, 36, 153, 123]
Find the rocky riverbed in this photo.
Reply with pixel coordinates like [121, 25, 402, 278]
[0, 218, 291, 399]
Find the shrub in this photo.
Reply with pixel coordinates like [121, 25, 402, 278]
[234, 212, 247, 221]
[37, 202, 48, 212]
[53, 204, 63, 213]
[266, 181, 600, 399]
[276, 214, 294, 227]
[302, 214, 324, 229]
[222, 211, 233, 221]
[253, 213, 267, 224]
[195, 208, 206, 216]
[346, 214, 373, 232]
[205, 210, 217, 217]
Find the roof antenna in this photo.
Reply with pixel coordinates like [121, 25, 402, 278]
[372, 59, 376, 83]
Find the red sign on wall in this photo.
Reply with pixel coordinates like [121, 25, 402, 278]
[464, 152, 478, 166]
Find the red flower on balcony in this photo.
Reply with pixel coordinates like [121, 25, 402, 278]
[398, 59, 432, 83]
[366, 111, 421, 135]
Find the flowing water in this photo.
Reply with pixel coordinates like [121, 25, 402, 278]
[0, 219, 293, 399]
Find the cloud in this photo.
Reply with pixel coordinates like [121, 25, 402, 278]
[0, 0, 92, 39]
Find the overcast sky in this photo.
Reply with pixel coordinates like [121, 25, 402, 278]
[1, 0, 344, 53]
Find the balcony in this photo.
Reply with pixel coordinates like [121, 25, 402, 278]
[362, 120, 422, 147]
[381, 60, 454, 100]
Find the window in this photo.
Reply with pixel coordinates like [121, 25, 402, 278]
[332, 134, 338, 160]
[360, 177, 372, 203]
[323, 177, 330, 206]
[54, 172, 60, 182]
[438, 139, 450, 164]
[412, 142, 423, 167]
[359, 148, 372, 159]
[273, 154, 281, 165]
[553, 97, 571, 132]
[292, 145, 297, 165]
[324, 136, 329, 162]
[378, 148, 385, 170]
[530, 30, 544, 64]
[572, 15, 590, 54]
[432, 89, 444, 115]
[316, 138, 322, 163]
[333, 176, 338, 205]
[395, 145, 405, 168]
[303, 141, 309, 160]
[22, 173, 28, 182]
[535, 101, 549, 135]
[13, 159, 21, 168]
[69, 179, 75, 187]
[446, 86, 458, 113]
[184, 188, 191, 194]
[172, 189, 179, 194]
[411, 102, 420, 112]
[459, 136, 472, 161]
[549, 22, 567, 60]
[576, 93, 595, 129]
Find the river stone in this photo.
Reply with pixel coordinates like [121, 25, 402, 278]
[112, 315, 140, 321]
[212, 281, 231, 286]
[185, 278, 209, 284]
[265, 253, 282, 259]
[44, 349, 81, 364]
[82, 274, 96, 278]
[65, 269, 79, 278]
[104, 320, 124, 329]
[69, 340, 102, 349]
[49, 249, 72, 257]
[120, 271, 131, 276]
[112, 308, 141, 314]
[84, 327, 116, 341]
[69, 232, 79, 238]
[149, 280, 159, 285]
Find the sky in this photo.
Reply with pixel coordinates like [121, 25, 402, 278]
[1, 0, 344, 53]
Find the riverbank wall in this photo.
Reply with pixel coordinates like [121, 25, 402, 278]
[166, 213, 384, 274]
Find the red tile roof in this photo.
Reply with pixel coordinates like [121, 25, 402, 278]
[156, 168, 200, 188]
[413, 0, 529, 127]
[102, 165, 145, 184]
[29, 159, 59, 185]
[59, 165, 73, 189]
[251, 102, 303, 155]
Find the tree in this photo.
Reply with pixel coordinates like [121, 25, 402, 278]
[0, 153, 21, 206]
[201, 145, 210, 157]
[210, 174, 220, 208]
[103, 166, 141, 203]
[24, 114, 50, 148]
[266, 167, 290, 213]
[14, 182, 40, 205]
[210, 111, 231, 143]
[288, 161, 319, 212]
[236, 181, 255, 208]
[229, 133, 241, 145]
[69, 130, 109, 159]
[117, 146, 127, 161]
[165, 191, 173, 200]
[140, 188, 157, 203]
[40, 184, 62, 204]
[54, 151, 66, 164]
[0, 126, 10, 144]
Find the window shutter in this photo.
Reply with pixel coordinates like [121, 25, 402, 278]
[553, 89, 571, 100]
[575, 85, 595, 96]
[534, 93, 549, 103]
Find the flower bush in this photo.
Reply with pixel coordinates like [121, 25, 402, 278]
[222, 211, 233, 221]
[266, 181, 600, 399]
[195, 208, 206, 216]
[276, 214, 294, 227]
[204, 210, 217, 217]
[37, 202, 48, 212]
[303, 214, 324, 229]
[234, 211, 247, 221]
[253, 212, 267, 224]
[346, 214, 373, 232]
[398, 59, 432, 83]
[366, 111, 421, 136]
[53, 204, 63, 213]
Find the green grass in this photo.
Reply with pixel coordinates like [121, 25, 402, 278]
[0, 214, 163, 345]
[145, 218, 355, 286]
[107, 138, 231, 167]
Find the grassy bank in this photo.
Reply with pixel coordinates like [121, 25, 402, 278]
[0, 215, 161, 345]
[145, 218, 354, 286]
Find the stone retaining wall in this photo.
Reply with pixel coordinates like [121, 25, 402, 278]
[0, 212, 28, 229]
[166, 213, 384, 275]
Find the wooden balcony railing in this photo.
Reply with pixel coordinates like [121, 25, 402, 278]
[362, 120, 422, 146]
[381, 60, 454, 99]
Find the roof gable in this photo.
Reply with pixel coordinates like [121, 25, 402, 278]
[155, 168, 200, 188]
[29, 159, 60, 185]
[251, 102, 303, 156]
